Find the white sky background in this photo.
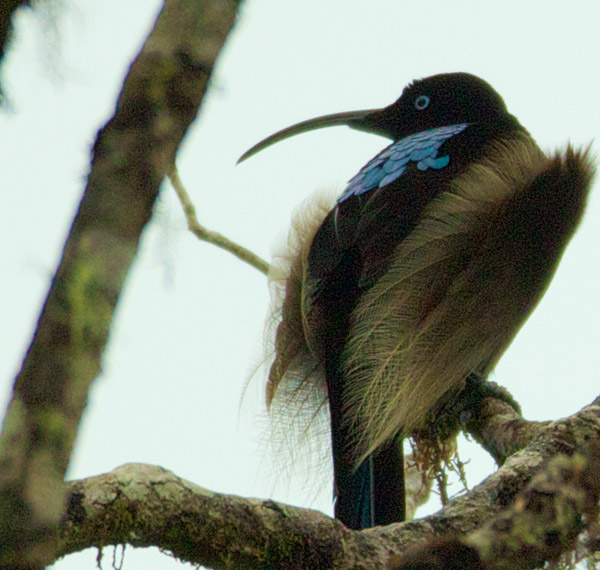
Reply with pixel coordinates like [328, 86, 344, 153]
[2, 1, 600, 568]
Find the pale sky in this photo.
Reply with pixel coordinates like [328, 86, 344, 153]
[2, 1, 600, 568]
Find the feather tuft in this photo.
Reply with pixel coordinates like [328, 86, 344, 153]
[263, 190, 338, 482]
[343, 138, 595, 463]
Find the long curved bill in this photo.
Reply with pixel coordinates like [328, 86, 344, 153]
[237, 108, 387, 164]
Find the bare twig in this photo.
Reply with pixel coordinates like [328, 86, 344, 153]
[169, 168, 270, 275]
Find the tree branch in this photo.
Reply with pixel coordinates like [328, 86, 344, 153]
[465, 396, 551, 465]
[58, 464, 379, 570]
[0, 1, 241, 567]
[169, 168, 270, 275]
[470, 445, 600, 570]
[55, 399, 600, 569]
[391, 442, 600, 570]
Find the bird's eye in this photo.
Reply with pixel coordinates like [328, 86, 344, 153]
[415, 95, 430, 110]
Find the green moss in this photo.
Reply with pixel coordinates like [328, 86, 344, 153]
[0, 397, 26, 455]
[67, 236, 113, 352]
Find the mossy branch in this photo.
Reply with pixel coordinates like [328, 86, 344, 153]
[0, 1, 241, 567]
[55, 400, 600, 569]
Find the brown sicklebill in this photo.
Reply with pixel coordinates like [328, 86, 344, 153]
[240, 72, 595, 529]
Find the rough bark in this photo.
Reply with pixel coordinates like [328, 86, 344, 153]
[54, 399, 600, 569]
[466, 397, 551, 465]
[0, 1, 241, 567]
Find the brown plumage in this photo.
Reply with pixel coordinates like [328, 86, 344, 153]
[266, 140, 593, 462]
[344, 140, 593, 462]
[245, 72, 595, 529]
[265, 193, 333, 417]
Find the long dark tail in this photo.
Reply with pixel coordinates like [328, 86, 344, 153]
[327, 353, 405, 529]
[333, 440, 405, 529]
[314, 243, 406, 529]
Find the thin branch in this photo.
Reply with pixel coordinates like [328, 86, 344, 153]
[0, 1, 241, 567]
[169, 168, 270, 275]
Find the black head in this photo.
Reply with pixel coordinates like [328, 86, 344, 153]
[238, 72, 510, 162]
[356, 72, 508, 140]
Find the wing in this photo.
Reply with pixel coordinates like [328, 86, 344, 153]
[343, 137, 594, 462]
[267, 124, 475, 406]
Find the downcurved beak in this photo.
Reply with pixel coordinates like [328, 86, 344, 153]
[237, 108, 390, 164]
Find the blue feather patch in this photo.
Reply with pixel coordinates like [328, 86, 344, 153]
[338, 123, 469, 203]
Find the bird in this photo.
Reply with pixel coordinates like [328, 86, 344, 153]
[239, 72, 594, 530]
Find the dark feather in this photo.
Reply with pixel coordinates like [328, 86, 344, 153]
[249, 72, 595, 529]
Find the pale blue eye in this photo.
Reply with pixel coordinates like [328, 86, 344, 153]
[415, 95, 430, 110]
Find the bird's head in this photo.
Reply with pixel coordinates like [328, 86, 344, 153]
[238, 72, 509, 163]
